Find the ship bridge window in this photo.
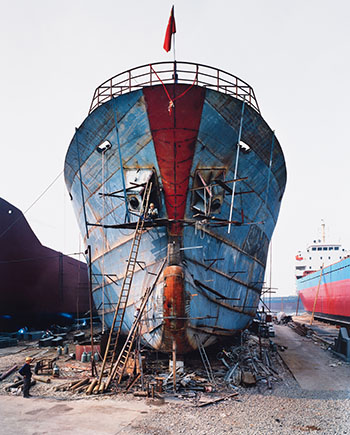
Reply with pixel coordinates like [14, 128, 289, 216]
[335, 247, 339, 251]
[317, 247, 322, 251]
[329, 247, 333, 250]
[312, 247, 316, 251]
[191, 168, 226, 216]
[323, 247, 327, 251]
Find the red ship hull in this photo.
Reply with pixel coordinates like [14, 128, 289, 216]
[297, 257, 350, 323]
[0, 198, 90, 330]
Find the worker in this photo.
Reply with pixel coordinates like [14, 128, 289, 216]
[147, 203, 158, 220]
[19, 357, 33, 398]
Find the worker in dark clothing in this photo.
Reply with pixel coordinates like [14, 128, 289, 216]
[19, 357, 32, 398]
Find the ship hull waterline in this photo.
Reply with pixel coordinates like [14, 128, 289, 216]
[297, 257, 350, 324]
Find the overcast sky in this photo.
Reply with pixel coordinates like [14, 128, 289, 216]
[1, 0, 349, 297]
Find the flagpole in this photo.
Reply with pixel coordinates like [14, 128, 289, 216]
[173, 32, 176, 62]
[172, 7, 177, 84]
[173, 32, 177, 84]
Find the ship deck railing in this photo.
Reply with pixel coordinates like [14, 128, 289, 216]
[89, 61, 260, 114]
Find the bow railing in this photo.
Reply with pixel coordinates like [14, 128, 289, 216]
[89, 61, 260, 114]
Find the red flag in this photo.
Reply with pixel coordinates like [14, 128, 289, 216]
[163, 6, 176, 52]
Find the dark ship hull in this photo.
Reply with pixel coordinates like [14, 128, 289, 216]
[0, 198, 90, 331]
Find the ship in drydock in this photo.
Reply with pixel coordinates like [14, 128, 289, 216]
[64, 61, 286, 353]
[296, 226, 350, 323]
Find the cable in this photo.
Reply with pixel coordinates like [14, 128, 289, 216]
[0, 170, 63, 241]
[0, 251, 86, 264]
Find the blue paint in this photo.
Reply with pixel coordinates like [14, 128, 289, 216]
[64, 74, 286, 352]
[113, 99, 130, 223]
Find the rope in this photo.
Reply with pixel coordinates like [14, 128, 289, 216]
[0, 251, 85, 264]
[149, 65, 198, 114]
[0, 170, 63, 241]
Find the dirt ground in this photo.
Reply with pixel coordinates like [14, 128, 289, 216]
[1, 320, 350, 435]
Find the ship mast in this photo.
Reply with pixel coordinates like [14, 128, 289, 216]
[321, 219, 325, 243]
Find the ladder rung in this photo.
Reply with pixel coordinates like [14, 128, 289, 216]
[99, 185, 153, 390]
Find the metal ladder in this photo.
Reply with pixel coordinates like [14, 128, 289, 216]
[97, 182, 153, 388]
[194, 334, 216, 385]
[106, 258, 166, 390]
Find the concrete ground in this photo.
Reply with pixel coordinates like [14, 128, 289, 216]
[0, 395, 152, 435]
[274, 324, 350, 391]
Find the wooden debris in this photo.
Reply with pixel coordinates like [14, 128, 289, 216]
[98, 382, 105, 394]
[133, 391, 148, 397]
[0, 365, 18, 381]
[124, 373, 141, 392]
[32, 375, 51, 384]
[86, 379, 98, 395]
[197, 392, 239, 407]
[93, 384, 99, 394]
[75, 384, 89, 394]
[69, 379, 84, 389]
[5, 379, 36, 392]
[5, 379, 24, 391]
[70, 378, 90, 391]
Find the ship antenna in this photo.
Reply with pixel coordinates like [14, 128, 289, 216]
[173, 10, 176, 63]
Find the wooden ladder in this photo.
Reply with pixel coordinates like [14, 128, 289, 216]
[97, 182, 153, 388]
[106, 258, 166, 390]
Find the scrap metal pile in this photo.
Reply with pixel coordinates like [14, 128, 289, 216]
[0, 323, 285, 403]
[55, 329, 283, 399]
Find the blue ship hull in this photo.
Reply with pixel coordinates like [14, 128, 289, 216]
[64, 62, 286, 353]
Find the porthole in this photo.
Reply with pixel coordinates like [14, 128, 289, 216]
[128, 196, 140, 210]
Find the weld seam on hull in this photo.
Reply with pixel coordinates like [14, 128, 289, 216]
[196, 135, 277, 224]
[91, 227, 156, 263]
[187, 226, 265, 268]
[189, 257, 261, 293]
[195, 285, 254, 316]
[188, 325, 239, 336]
